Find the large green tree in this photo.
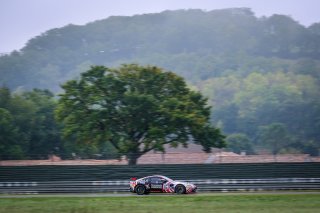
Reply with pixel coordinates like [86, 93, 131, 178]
[55, 64, 225, 165]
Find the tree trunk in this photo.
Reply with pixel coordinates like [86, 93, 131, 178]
[128, 152, 140, 165]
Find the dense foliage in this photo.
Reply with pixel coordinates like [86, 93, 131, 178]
[55, 64, 225, 164]
[0, 87, 61, 159]
[203, 71, 320, 155]
[0, 87, 120, 160]
[0, 8, 319, 157]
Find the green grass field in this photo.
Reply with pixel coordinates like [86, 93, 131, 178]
[0, 193, 319, 213]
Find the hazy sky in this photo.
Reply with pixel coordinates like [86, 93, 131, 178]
[1, 0, 319, 53]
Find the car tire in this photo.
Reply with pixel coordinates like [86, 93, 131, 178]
[135, 185, 146, 195]
[175, 185, 186, 194]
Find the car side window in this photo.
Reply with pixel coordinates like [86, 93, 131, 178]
[150, 177, 162, 184]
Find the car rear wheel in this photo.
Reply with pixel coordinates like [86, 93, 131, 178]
[135, 185, 146, 195]
[175, 185, 186, 194]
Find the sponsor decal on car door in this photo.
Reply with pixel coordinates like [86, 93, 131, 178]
[150, 177, 163, 192]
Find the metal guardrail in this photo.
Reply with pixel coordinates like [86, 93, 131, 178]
[1, 178, 320, 194]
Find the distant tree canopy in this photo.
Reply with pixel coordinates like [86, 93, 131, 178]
[55, 64, 225, 165]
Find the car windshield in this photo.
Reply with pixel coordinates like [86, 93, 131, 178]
[161, 176, 173, 182]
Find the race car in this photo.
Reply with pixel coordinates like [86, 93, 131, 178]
[129, 175, 197, 195]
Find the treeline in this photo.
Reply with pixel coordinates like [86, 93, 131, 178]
[0, 87, 118, 160]
[0, 88, 60, 159]
[0, 8, 319, 158]
[203, 71, 320, 155]
[1, 8, 320, 91]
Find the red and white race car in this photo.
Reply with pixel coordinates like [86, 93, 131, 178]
[130, 175, 197, 195]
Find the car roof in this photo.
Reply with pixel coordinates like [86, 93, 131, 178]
[138, 175, 170, 180]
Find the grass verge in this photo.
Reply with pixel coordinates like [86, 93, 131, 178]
[0, 193, 319, 213]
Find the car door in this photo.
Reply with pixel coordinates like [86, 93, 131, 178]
[149, 177, 163, 192]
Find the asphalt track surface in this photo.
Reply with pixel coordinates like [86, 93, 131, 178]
[1, 191, 320, 198]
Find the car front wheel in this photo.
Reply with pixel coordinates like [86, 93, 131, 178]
[175, 185, 186, 194]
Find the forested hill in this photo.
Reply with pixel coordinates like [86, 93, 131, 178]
[1, 8, 319, 91]
[1, 8, 320, 156]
